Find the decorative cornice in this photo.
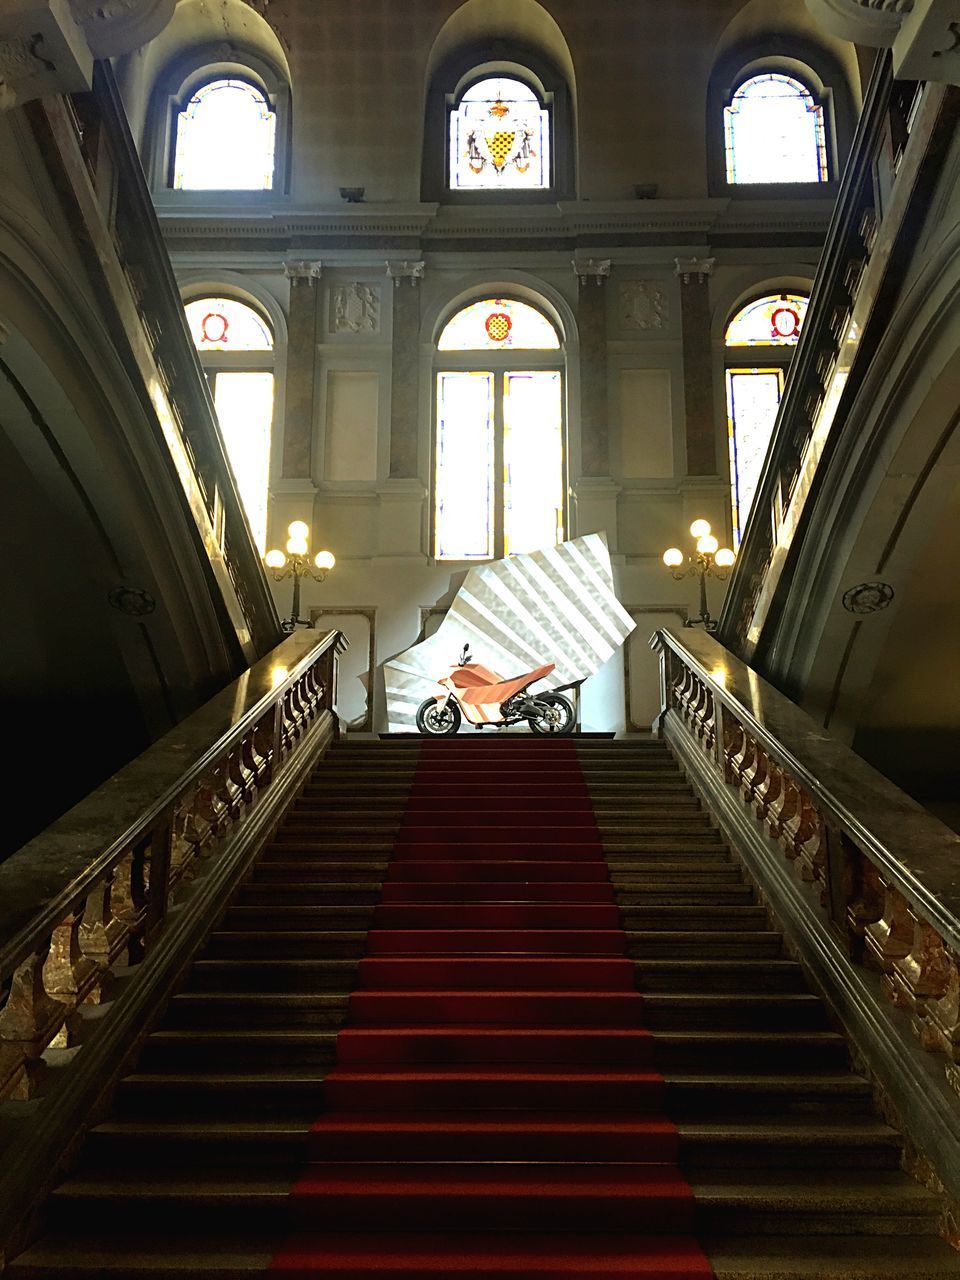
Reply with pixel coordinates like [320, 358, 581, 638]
[807, 0, 960, 86]
[0, 0, 175, 108]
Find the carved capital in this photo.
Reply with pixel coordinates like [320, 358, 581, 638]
[385, 260, 425, 287]
[573, 257, 612, 285]
[674, 256, 715, 285]
[284, 260, 323, 285]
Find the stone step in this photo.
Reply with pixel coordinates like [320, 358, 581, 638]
[635, 959, 805, 993]
[627, 931, 784, 959]
[137, 1029, 339, 1069]
[652, 1031, 849, 1071]
[185, 958, 360, 993]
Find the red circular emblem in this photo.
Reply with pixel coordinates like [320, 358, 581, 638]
[485, 311, 512, 343]
[770, 306, 800, 340]
[201, 311, 230, 344]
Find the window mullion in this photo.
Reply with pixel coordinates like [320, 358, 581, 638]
[494, 373, 506, 559]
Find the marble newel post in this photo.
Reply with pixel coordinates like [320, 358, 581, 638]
[282, 261, 322, 478]
[572, 259, 620, 546]
[675, 257, 718, 477]
[387, 261, 425, 479]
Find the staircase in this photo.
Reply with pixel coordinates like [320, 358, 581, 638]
[8, 738, 959, 1278]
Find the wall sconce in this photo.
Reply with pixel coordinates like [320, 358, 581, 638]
[264, 521, 336, 633]
[662, 519, 735, 632]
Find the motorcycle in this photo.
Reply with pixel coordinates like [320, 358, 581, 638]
[415, 645, 577, 736]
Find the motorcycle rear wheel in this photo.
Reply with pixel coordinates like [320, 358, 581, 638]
[416, 698, 462, 736]
[529, 692, 576, 736]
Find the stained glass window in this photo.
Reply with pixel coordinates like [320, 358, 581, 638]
[186, 295, 274, 553]
[450, 77, 550, 190]
[184, 297, 274, 351]
[435, 371, 495, 559]
[725, 293, 809, 346]
[504, 371, 564, 554]
[724, 74, 828, 185]
[438, 298, 560, 351]
[174, 78, 276, 191]
[727, 369, 784, 546]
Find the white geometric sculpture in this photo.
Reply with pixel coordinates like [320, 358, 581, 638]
[383, 532, 636, 733]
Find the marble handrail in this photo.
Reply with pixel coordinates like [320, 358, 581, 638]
[0, 628, 344, 1102]
[652, 624, 960, 1093]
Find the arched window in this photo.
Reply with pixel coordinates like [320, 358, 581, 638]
[434, 297, 564, 560]
[449, 76, 550, 191]
[185, 295, 275, 552]
[173, 77, 276, 190]
[724, 73, 829, 185]
[725, 292, 809, 545]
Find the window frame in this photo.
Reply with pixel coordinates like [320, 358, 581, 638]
[723, 71, 830, 187]
[147, 45, 291, 205]
[422, 42, 576, 204]
[431, 298, 567, 563]
[706, 38, 854, 200]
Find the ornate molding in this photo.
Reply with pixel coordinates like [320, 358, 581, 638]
[385, 260, 425, 288]
[807, 0, 960, 86]
[0, 0, 175, 108]
[619, 281, 669, 331]
[332, 283, 380, 334]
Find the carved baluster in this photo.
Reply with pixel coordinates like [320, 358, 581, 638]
[845, 855, 884, 958]
[730, 728, 755, 789]
[253, 714, 275, 785]
[722, 716, 745, 784]
[920, 944, 960, 1075]
[240, 725, 264, 793]
[792, 793, 827, 890]
[767, 769, 800, 839]
[80, 868, 127, 993]
[754, 754, 783, 822]
[43, 905, 99, 1007]
[208, 757, 241, 824]
[865, 881, 914, 975]
[0, 946, 64, 1099]
[888, 918, 952, 1021]
[700, 688, 716, 752]
[741, 743, 768, 806]
[227, 740, 255, 808]
[111, 845, 148, 963]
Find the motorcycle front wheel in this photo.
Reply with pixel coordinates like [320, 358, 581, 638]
[415, 698, 462, 736]
[529, 692, 576, 736]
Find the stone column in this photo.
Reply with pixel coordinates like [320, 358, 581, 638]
[675, 256, 717, 477]
[282, 261, 322, 479]
[574, 258, 612, 478]
[386, 261, 425, 479]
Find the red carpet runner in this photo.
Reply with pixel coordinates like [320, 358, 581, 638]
[271, 739, 714, 1277]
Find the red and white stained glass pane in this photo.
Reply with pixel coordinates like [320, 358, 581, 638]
[438, 298, 560, 351]
[725, 293, 809, 347]
[184, 297, 274, 351]
[727, 368, 784, 546]
[211, 371, 274, 553]
[504, 371, 564, 555]
[435, 372, 495, 560]
[724, 73, 828, 185]
[174, 78, 276, 191]
[450, 77, 549, 190]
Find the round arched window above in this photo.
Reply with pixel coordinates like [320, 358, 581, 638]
[173, 78, 277, 191]
[184, 296, 274, 351]
[725, 293, 809, 346]
[438, 298, 560, 351]
[724, 73, 828, 185]
[449, 77, 550, 191]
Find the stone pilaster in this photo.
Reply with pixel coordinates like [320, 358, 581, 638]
[282, 261, 322, 480]
[386, 261, 425, 479]
[675, 256, 717, 478]
[574, 258, 612, 478]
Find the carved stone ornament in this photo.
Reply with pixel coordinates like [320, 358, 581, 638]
[333, 283, 381, 335]
[0, 0, 176, 108]
[573, 258, 612, 285]
[806, 0, 960, 87]
[284, 260, 323, 286]
[674, 256, 715, 285]
[108, 586, 157, 617]
[620, 281, 668, 331]
[385, 261, 425, 288]
[842, 581, 895, 614]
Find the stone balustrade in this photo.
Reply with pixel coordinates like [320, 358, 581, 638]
[0, 629, 343, 1107]
[654, 625, 960, 1101]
